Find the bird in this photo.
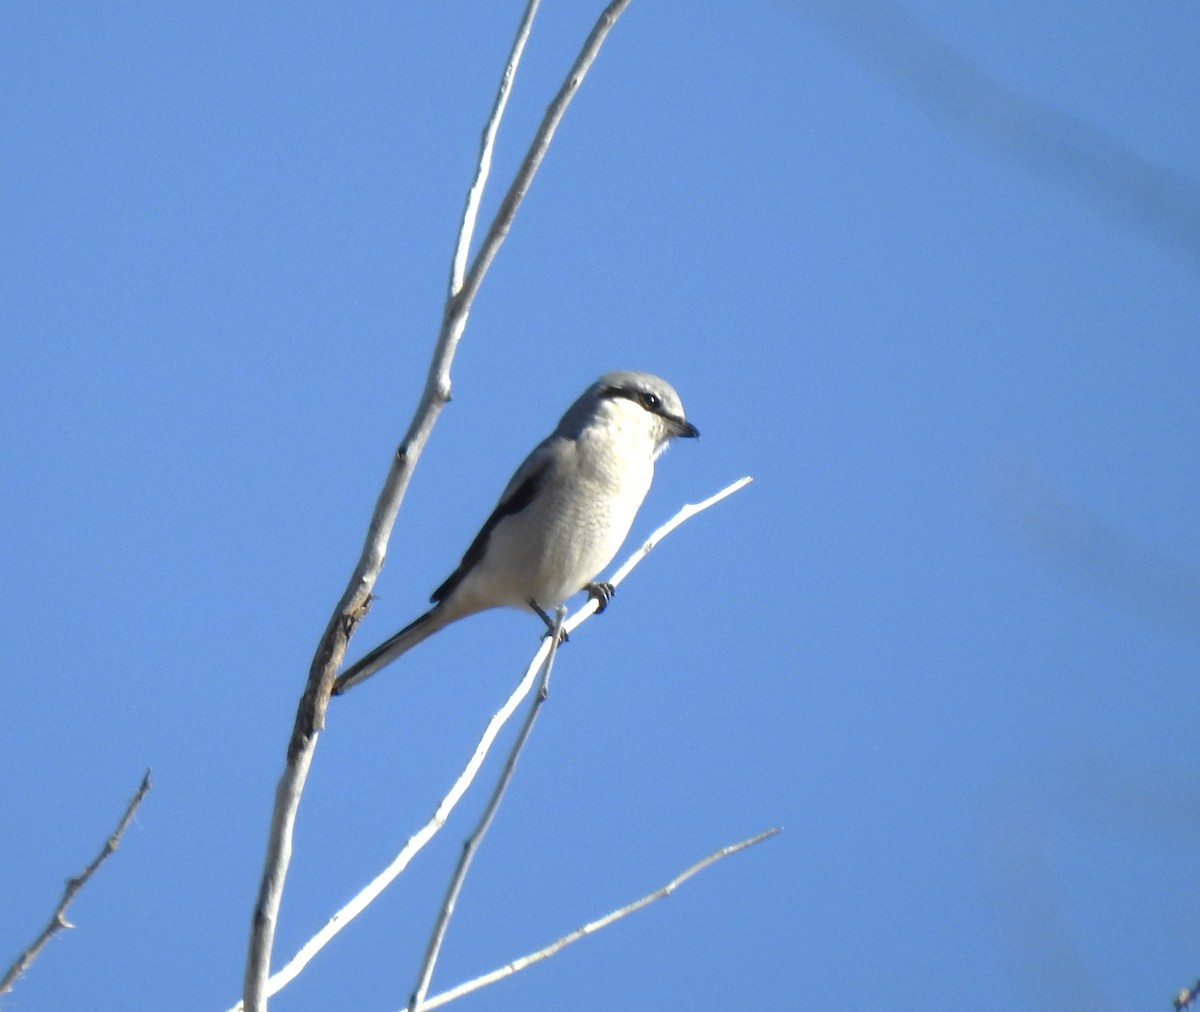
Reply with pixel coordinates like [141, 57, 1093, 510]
[332, 371, 699, 695]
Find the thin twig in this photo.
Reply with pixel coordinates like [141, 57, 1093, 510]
[457, 0, 634, 315]
[225, 475, 751, 1008]
[421, 827, 783, 1010]
[1, 770, 152, 996]
[408, 608, 566, 1012]
[561, 476, 754, 639]
[450, 0, 541, 296]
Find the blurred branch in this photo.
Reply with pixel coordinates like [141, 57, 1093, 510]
[408, 607, 567, 1012]
[422, 827, 783, 1010]
[1, 769, 151, 997]
[986, 454, 1200, 635]
[983, 799, 1116, 1012]
[795, 0, 1200, 268]
[985, 754, 1200, 1010]
[241, 4, 638, 1006]
[225, 475, 752, 1009]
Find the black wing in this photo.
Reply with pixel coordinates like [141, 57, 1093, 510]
[429, 448, 553, 604]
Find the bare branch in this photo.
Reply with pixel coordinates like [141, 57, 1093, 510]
[224, 638, 548, 1012]
[409, 608, 566, 1012]
[2, 769, 152, 997]
[240, 8, 543, 1007]
[225, 475, 751, 1009]
[422, 828, 783, 1010]
[985, 455, 1200, 635]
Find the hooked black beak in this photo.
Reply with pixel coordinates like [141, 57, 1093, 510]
[673, 418, 700, 439]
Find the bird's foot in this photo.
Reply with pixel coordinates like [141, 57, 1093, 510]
[529, 599, 569, 643]
[585, 581, 615, 614]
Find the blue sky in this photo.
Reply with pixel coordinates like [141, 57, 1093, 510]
[3, 3, 1199, 1010]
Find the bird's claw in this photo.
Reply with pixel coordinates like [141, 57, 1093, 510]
[585, 581, 615, 614]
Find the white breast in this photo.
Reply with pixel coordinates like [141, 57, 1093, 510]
[465, 407, 657, 611]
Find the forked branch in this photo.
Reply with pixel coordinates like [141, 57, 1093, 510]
[408, 608, 567, 1011]
[422, 827, 782, 1010]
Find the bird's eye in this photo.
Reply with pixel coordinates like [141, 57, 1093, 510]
[640, 391, 661, 411]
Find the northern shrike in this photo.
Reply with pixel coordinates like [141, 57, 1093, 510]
[332, 371, 698, 695]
